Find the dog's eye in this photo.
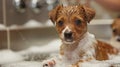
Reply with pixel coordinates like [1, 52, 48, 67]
[58, 21, 64, 26]
[113, 29, 117, 33]
[75, 19, 81, 26]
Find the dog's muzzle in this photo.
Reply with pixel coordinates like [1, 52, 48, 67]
[64, 31, 73, 42]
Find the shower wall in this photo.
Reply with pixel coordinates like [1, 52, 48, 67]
[0, 0, 57, 50]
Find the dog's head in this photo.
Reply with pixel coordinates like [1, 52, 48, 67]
[111, 18, 120, 42]
[49, 5, 95, 44]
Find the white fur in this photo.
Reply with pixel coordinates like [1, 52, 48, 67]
[55, 22, 56, 26]
[62, 32, 97, 64]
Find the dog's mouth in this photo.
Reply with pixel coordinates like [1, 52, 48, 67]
[63, 40, 75, 44]
[63, 37, 75, 44]
[64, 32, 74, 43]
[65, 38, 73, 42]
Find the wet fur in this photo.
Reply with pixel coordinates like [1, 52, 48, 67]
[48, 5, 119, 66]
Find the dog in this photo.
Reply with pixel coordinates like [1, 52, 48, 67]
[42, 5, 119, 67]
[111, 18, 120, 50]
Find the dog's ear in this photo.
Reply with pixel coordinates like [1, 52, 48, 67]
[111, 19, 119, 28]
[49, 5, 63, 24]
[82, 6, 95, 23]
[111, 20, 116, 28]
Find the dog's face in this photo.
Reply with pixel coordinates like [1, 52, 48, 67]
[49, 5, 95, 44]
[111, 19, 120, 42]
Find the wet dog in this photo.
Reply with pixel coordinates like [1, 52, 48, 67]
[42, 5, 119, 67]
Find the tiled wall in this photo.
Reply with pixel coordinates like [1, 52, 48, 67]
[0, 31, 7, 49]
[10, 27, 58, 51]
[0, 0, 58, 50]
[0, 0, 7, 49]
[0, 0, 3, 24]
[5, 0, 49, 26]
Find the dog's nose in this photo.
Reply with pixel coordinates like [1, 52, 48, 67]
[117, 38, 120, 42]
[64, 32, 72, 39]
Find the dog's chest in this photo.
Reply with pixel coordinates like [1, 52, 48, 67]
[62, 33, 97, 64]
[63, 47, 95, 64]
[62, 49, 81, 64]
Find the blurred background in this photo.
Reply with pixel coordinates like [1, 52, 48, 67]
[0, 0, 120, 51]
[0, 0, 120, 66]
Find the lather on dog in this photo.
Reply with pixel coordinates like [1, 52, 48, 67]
[42, 5, 119, 67]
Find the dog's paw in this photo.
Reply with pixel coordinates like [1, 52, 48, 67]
[42, 59, 56, 67]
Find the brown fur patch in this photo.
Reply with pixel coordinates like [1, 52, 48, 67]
[95, 40, 118, 61]
[49, 5, 95, 24]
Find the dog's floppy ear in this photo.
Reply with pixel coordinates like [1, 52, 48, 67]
[49, 5, 63, 24]
[82, 6, 95, 23]
[111, 20, 116, 28]
[111, 18, 119, 28]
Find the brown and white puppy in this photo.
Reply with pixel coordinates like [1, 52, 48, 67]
[43, 5, 119, 67]
[111, 18, 120, 49]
